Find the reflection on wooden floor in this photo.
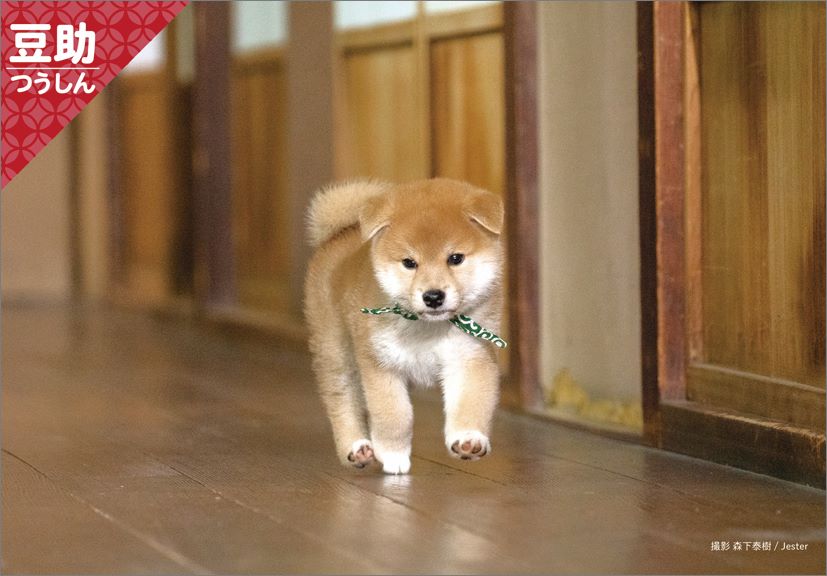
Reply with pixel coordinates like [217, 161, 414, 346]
[2, 304, 825, 574]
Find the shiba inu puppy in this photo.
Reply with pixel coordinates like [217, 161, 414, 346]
[304, 178, 504, 474]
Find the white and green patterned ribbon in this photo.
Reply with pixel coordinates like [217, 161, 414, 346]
[360, 304, 508, 348]
[448, 314, 508, 348]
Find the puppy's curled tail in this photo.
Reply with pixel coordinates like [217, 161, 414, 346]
[306, 180, 391, 247]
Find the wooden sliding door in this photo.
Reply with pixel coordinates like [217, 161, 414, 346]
[640, 1, 825, 486]
[687, 1, 825, 428]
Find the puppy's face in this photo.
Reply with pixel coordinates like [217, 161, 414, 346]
[360, 181, 503, 321]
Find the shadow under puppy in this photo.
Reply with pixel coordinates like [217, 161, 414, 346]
[304, 178, 505, 474]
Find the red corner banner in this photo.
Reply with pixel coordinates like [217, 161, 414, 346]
[1, 1, 189, 188]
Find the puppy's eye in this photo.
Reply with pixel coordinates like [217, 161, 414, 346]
[447, 253, 465, 266]
[402, 258, 418, 270]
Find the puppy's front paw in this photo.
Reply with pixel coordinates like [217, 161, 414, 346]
[447, 431, 490, 461]
[376, 450, 411, 475]
[347, 439, 374, 468]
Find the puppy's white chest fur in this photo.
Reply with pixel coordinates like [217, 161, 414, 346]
[369, 320, 463, 387]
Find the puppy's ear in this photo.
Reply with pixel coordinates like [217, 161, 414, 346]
[359, 194, 392, 241]
[466, 191, 504, 235]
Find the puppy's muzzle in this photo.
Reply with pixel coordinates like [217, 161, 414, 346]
[422, 289, 446, 309]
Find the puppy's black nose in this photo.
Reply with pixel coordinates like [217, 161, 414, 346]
[422, 289, 445, 309]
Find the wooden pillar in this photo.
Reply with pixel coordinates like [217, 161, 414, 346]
[504, 2, 542, 411]
[193, 2, 236, 308]
[638, 1, 688, 442]
[653, 2, 687, 405]
[287, 2, 335, 312]
[638, 2, 659, 440]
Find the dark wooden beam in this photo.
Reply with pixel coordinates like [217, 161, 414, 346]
[193, 1, 236, 308]
[166, 13, 195, 298]
[637, 2, 660, 442]
[504, 1, 542, 411]
[67, 120, 82, 298]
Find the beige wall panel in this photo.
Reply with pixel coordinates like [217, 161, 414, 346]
[699, 3, 825, 388]
[2, 129, 72, 300]
[338, 45, 422, 182]
[232, 57, 291, 313]
[431, 32, 504, 195]
[538, 2, 641, 404]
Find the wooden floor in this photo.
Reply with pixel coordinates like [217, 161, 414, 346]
[2, 303, 825, 575]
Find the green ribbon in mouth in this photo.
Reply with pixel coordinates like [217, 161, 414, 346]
[360, 304, 508, 349]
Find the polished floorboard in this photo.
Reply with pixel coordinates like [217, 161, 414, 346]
[2, 303, 825, 574]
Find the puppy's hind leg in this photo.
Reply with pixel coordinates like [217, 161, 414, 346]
[315, 365, 374, 468]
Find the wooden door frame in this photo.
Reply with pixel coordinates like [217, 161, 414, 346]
[637, 1, 825, 488]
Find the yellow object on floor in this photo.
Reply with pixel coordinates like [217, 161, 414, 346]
[545, 368, 643, 429]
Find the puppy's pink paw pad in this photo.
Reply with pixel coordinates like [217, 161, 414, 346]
[447, 431, 490, 461]
[347, 439, 374, 468]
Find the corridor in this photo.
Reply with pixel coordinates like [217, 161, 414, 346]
[3, 303, 824, 574]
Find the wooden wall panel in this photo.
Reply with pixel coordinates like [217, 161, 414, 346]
[431, 32, 505, 194]
[763, 3, 826, 387]
[117, 75, 177, 302]
[698, 3, 825, 388]
[231, 54, 291, 313]
[338, 45, 422, 182]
